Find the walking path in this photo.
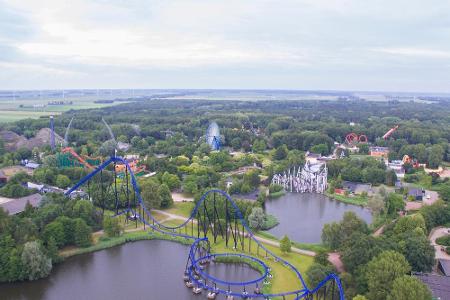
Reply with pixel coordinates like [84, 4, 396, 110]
[153, 209, 316, 256]
[171, 192, 194, 202]
[429, 227, 450, 260]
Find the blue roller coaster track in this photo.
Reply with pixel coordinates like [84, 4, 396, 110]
[65, 156, 344, 300]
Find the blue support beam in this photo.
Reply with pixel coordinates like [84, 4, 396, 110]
[65, 155, 345, 299]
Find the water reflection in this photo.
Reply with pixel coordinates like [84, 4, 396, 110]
[265, 193, 372, 243]
[0, 240, 260, 300]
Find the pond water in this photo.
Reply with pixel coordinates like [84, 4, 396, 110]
[265, 193, 372, 243]
[0, 240, 260, 300]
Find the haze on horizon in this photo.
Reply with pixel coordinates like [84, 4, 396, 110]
[1, 0, 449, 93]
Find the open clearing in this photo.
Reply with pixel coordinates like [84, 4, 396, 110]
[0, 98, 131, 123]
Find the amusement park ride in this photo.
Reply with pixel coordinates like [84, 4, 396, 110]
[49, 116, 343, 299]
[205, 122, 221, 151]
[382, 125, 399, 140]
[345, 132, 367, 145]
[64, 156, 344, 299]
[53, 116, 146, 176]
[272, 163, 328, 194]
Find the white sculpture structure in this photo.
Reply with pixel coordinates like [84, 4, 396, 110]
[271, 162, 328, 194]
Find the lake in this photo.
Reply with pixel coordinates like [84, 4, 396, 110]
[0, 240, 260, 300]
[264, 193, 372, 243]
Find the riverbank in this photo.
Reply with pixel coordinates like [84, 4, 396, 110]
[57, 220, 314, 297]
[60, 230, 191, 259]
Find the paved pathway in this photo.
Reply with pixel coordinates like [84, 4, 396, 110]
[373, 225, 385, 237]
[328, 252, 344, 272]
[429, 227, 450, 260]
[153, 209, 316, 256]
[171, 192, 194, 202]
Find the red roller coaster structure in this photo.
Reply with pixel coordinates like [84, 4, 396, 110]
[383, 125, 399, 140]
[345, 133, 368, 145]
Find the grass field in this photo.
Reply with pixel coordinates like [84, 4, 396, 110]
[165, 201, 195, 217]
[0, 98, 131, 123]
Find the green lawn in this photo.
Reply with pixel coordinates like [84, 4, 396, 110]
[326, 192, 368, 206]
[165, 201, 195, 217]
[0, 99, 132, 123]
[0, 110, 58, 122]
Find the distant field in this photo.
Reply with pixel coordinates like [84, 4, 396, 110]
[0, 98, 130, 123]
[0, 110, 58, 122]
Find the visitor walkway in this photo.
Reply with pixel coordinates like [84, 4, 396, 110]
[429, 227, 450, 260]
[153, 209, 316, 256]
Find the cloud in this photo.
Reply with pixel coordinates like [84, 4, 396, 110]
[372, 47, 450, 59]
[0, 0, 450, 91]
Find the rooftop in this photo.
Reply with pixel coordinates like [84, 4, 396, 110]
[0, 194, 43, 215]
[415, 273, 450, 300]
[439, 259, 450, 277]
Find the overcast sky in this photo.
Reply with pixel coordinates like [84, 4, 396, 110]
[1, 0, 450, 92]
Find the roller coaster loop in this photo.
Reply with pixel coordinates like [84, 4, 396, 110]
[65, 155, 345, 300]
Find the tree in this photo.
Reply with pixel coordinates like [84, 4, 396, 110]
[274, 145, 288, 160]
[73, 218, 92, 247]
[367, 195, 384, 216]
[21, 241, 52, 281]
[46, 237, 61, 264]
[310, 143, 329, 155]
[439, 183, 450, 201]
[161, 172, 181, 191]
[399, 231, 434, 272]
[103, 217, 123, 237]
[366, 251, 411, 300]
[420, 200, 450, 231]
[341, 232, 382, 274]
[55, 216, 75, 245]
[387, 275, 432, 300]
[427, 144, 444, 169]
[393, 214, 426, 234]
[280, 235, 291, 253]
[340, 212, 369, 240]
[362, 168, 385, 185]
[55, 174, 71, 189]
[231, 137, 242, 150]
[182, 175, 198, 194]
[306, 263, 336, 287]
[252, 139, 266, 153]
[358, 144, 369, 155]
[386, 193, 405, 215]
[158, 184, 173, 208]
[248, 207, 265, 230]
[140, 178, 161, 209]
[244, 170, 260, 188]
[385, 170, 397, 186]
[72, 200, 95, 226]
[322, 222, 343, 250]
[43, 220, 66, 247]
